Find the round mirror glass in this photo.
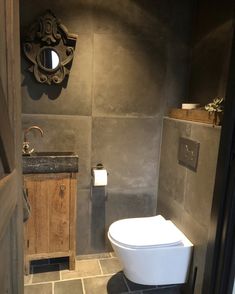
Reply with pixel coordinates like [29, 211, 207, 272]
[39, 48, 60, 70]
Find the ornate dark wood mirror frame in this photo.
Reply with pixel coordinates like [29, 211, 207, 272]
[22, 10, 77, 85]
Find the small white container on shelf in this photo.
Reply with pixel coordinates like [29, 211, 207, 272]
[182, 103, 200, 110]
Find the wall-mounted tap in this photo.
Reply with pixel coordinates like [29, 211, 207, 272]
[22, 126, 44, 155]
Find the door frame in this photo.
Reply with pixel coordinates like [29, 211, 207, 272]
[202, 17, 235, 294]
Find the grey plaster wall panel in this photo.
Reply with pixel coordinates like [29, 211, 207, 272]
[92, 117, 161, 190]
[158, 118, 191, 204]
[163, 0, 192, 111]
[169, 0, 193, 42]
[76, 189, 91, 254]
[93, 34, 166, 117]
[90, 187, 106, 252]
[163, 40, 191, 112]
[157, 118, 221, 294]
[180, 211, 208, 294]
[188, 1, 234, 106]
[105, 188, 156, 228]
[157, 195, 184, 227]
[185, 124, 221, 227]
[22, 114, 91, 188]
[20, 0, 93, 34]
[92, 0, 170, 37]
[189, 22, 233, 106]
[22, 35, 93, 116]
[20, 0, 194, 256]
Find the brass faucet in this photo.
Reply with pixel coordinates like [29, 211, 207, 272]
[22, 126, 44, 155]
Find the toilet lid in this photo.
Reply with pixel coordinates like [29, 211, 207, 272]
[108, 216, 183, 248]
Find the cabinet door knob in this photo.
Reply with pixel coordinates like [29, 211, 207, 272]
[60, 184, 66, 192]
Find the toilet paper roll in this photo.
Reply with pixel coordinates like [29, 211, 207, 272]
[92, 169, 108, 186]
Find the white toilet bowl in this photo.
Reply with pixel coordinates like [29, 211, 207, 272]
[108, 215, 193, 286]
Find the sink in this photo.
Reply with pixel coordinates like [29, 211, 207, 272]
[22, 151, 79, 174]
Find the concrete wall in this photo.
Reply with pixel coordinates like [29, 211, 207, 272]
[20, 0, 193, 254]
[188, 0, 234, 106]
[157, 117, 221, 294]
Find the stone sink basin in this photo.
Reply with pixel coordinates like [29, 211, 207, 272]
[22, 151, 79, 174]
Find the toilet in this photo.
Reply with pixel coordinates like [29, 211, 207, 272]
[108, 215, 193, 286]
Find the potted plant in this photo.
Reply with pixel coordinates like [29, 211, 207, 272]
[205, 97, 224, 126]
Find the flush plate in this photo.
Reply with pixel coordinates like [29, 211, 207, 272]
[178, 137, 200, 171]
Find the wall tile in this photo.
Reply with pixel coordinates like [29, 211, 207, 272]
[22, 34, 93, 116]
[163, 40, 190, 112]
[185, 124, 221, 227]
[20, 0, 93, 34]
[189, 19, 233, 105]
[180, 211, 208, 294]
[92, 117, 161, 190]
[90, 187, 107, 252]
[157, 195, 184, 225]
[92, 0, 170, 37]
[158, 118, 191, 204]
[20, 0, 193, 256]
[105, 188, 156, 227]
[93, 34, 166, 116]
[22, 114, 91, 188]
[76, 189, 91, 254]
[157, 118, 221, 294]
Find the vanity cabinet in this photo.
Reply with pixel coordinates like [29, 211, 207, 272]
[24, 172, 77, 273]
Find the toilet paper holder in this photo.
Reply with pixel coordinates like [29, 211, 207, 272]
[93, 163, 104, 170]
[90, 163, 109, 201]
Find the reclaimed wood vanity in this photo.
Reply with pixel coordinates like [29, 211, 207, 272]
[22, 152, 78, 274]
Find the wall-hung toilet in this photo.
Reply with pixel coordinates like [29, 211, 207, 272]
[108, 215, 193, 286]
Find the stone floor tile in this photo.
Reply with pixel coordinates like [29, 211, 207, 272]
[24, 274, 32, 285]
[24, 283, 52, 294]
[83, 272, 128, 294]
[99, 258, 123, 274]
[32, 264, 60, 283]
[76, 252, 112, 260]
[54, 279, 84, 294]
[61, 259, 101, 279]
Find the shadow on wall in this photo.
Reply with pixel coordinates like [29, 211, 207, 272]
[20, 0, 190, 101]
[90, 186, 106, 251]
[21, 58, 68, 100]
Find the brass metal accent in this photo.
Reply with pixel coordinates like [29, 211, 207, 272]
[22, 126, 44, 155]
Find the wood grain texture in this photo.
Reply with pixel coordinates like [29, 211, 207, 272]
[69, 173, 77, 270]
[169, 109, 222, 126]
[24, 177, 49, 254]
[24, 173, 77, 271]
[0, 79, 14, 173]
[0, 0, 23, 292]
[49, 175, 70, 252]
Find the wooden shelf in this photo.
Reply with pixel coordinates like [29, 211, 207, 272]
[169, 108, 222, 126]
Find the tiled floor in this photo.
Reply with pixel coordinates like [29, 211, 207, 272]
[24, 253, 182, 294]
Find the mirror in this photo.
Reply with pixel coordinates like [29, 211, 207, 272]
[38, 48, 60, 70]
[22, 10, 77, 85]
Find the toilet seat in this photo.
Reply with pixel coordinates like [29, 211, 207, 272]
[108, 215, 183, 249]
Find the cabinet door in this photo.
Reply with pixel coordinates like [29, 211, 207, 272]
[25, 177, 49, 255]
[49, 176, 70, 253]
[25, 174, 70, 255]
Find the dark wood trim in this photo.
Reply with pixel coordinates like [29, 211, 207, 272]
[202, 18, 235, 294]
[0, 80, 14, 173]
